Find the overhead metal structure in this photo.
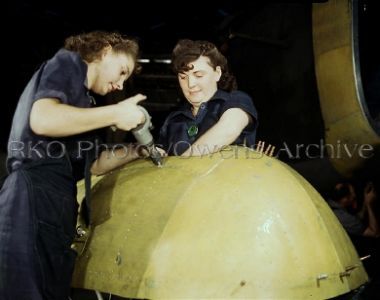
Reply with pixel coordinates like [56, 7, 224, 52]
[313, 0, 380, 176]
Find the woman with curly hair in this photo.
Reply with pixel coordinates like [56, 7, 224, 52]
[158, 39, 258, 156]
[0, 31, 148, 299]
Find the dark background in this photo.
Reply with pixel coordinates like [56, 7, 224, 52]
[3, 0, 379, 179]
[4, 0, 324, 151]
[3, 1, 380, 298]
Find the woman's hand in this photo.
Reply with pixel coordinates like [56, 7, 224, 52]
[114, 94, 146, 131]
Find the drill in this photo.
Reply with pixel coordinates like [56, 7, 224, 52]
[131, 106, 163, 167]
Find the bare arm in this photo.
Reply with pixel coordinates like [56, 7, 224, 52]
[29, 94, 146, 137]
[91, 145, 167, 175]
[363, 206, 380, 237]
[90, 144, 140, 175]
[181, 108, 251, 157]
[362, 183, 380, 238]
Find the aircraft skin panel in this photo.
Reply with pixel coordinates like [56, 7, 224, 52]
[71, 147, 367, 299]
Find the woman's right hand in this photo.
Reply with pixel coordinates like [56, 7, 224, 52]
[364, 182, 377, 207]
[114, 94, 147, 131]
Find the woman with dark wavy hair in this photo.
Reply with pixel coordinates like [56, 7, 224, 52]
[159, 39, 258, 156]
[0, 31, 149, 299]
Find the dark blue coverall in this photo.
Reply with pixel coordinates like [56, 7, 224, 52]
[0, 49, 95, 300]
[158, 89, 258, 155]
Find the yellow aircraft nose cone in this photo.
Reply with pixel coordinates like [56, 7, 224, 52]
[72, 146, 367, 299]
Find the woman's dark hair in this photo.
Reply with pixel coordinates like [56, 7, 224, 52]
[330, 182, 352, 202]
[64, 31, 141, 73]
[172, 39, 237, 91]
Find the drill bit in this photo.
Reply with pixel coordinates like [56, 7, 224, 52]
[147, 144, 163, 167]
